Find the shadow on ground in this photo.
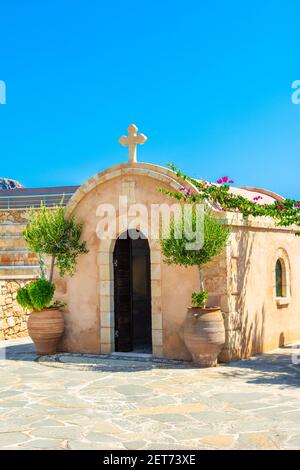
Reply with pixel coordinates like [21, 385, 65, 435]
[0, 341, 197, 372]
[1, 340, 300, 384]
[221, 345, 300, 388]
[0, 341, 37, 362]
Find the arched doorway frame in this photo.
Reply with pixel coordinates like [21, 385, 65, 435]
[98, 226, 162, 356]
[113, 229, 152, 353]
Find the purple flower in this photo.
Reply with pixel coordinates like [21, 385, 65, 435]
[179, 186, 192, 197]
[217, 176, 234, 185]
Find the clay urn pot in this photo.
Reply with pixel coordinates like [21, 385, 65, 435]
[183, 307, 225, 367]
[27, 309, 64, 355]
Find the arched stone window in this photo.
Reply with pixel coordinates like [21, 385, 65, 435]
[273, 249, 291, 306]
[275, 259, 285, 297]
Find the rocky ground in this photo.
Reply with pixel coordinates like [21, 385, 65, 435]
[0, 338, 299, 450]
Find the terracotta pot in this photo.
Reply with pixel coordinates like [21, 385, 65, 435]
[27, 309, 64, 355]
[183, 307, 225, 367]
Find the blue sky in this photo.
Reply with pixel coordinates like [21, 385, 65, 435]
[0, 0, 299, 198]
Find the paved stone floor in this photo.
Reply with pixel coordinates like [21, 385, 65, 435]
[0, 338, 300, 450]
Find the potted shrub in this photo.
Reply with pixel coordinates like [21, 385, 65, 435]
[161, 209, 230, 367]
[16, 203, 88, 355]
[17, 278, 64, 355]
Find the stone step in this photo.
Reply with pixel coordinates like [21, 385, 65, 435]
[0, 274, 38, 280]
[0, 265, 40, 277]
[0, 223, 28, 236]
[0, 251, 38, 265]
[0, 249, 29, 253]
[0, 236, 28, 250]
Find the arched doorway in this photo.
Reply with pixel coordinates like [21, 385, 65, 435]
[113, 231, 152, 353]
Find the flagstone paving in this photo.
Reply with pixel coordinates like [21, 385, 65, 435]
[0, 338, 300, 450]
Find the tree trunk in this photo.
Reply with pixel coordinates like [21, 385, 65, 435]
[198, 267, 206, 307]
[38, 254, 46, 279]
[198, 267, 205, 290]
[49, 255, 56, 283]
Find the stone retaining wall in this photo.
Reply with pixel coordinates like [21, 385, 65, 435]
[0, 209, 28, 223]
[0, 280, 30, 340]
[0, 208, 35, 340]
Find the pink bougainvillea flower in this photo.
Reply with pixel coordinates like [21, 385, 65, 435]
[179, 186, 192, 197]
[229, 180, 234, 184]
[217, 179, 223, 184]
[222, 176, 229, 183]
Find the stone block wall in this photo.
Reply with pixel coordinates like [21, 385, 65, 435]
[0, 191, 74, 342]
[0, 208, 38, 341]
[0, 280, 30, 340]
[0, 209, 28, 223]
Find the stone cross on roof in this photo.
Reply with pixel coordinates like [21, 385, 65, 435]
[119, 124, 147, 163]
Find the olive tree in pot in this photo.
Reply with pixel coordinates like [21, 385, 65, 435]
[16, 204, 88, 355]
[161, 209, 230, 367]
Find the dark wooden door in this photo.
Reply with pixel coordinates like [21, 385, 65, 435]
[113, 233, 152, 353]
[131, 238, 152, 352]
[113, 237, 132, 352]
